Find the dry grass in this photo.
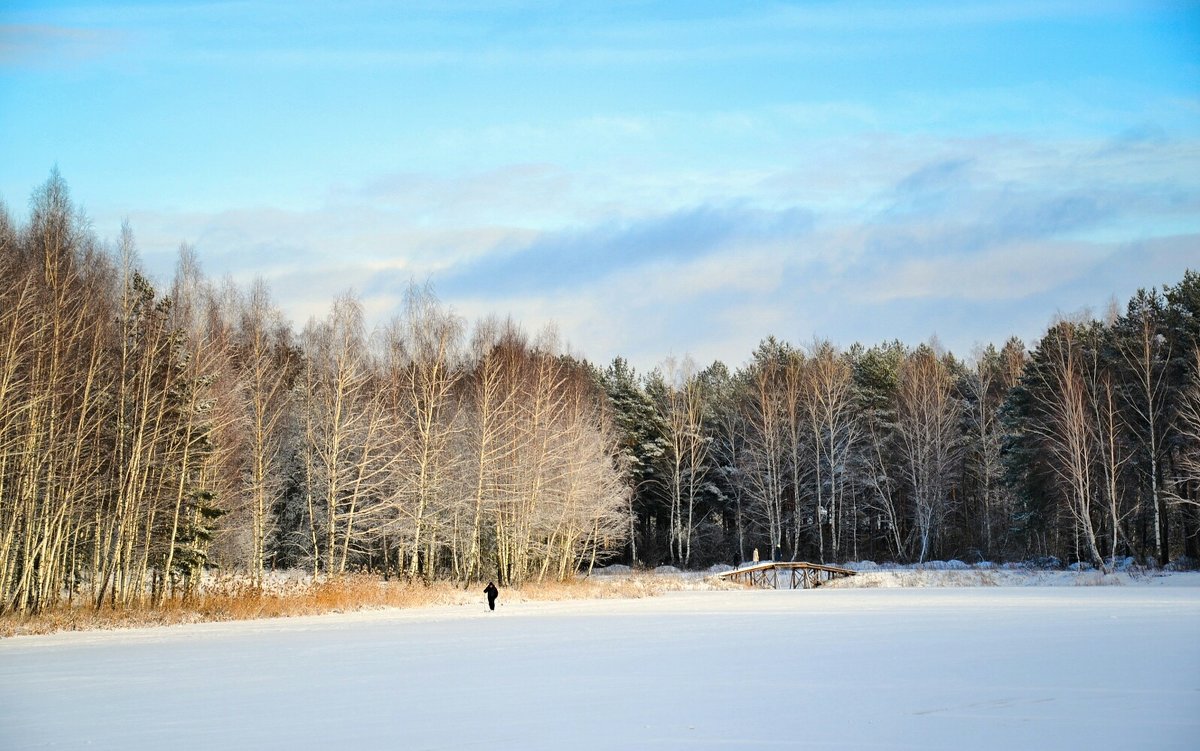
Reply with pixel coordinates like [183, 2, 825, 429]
[0, 576, 460, 638]
[0, 572, 728, 638]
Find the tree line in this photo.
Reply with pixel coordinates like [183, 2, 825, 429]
[606, 283, 1200, 572]
[1, 172, 1197, 615]
[0, 173, 626, 615]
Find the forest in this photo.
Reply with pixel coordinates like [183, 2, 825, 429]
[2, 172, 1199, 616]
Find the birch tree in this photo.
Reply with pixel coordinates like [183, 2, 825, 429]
[297, 293, 388, 576]
[456, 317, 519, 583]
[963, 339, 1025, 559]
[383, 284, 464, 579]
[894, 344, 963, 563]
[648, 356, 711, 566]
[1111, 289, 1173, 564]
[741, 339, 788, 560]
[0, 174, 116, 614]
[802, 340, 859, 562]
[1021, 321, 1108, 569]
[233, 280, 297, 584]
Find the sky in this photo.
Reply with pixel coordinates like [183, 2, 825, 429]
[2, 1, 1198, 372]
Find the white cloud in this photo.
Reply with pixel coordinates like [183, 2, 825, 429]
[0, 23, 125, 67]
[96, 122, 1198, 372]
[854, 241, 1109, 303]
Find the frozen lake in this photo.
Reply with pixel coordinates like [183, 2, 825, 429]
[2, 587, 1198, 750]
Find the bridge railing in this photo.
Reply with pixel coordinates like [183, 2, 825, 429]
[716, 561, 856, 590]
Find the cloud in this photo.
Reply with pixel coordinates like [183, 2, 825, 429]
[855, 241, 1108, 303]
[434, 204, 814, 297]
[894, 158, 975, 197]
[104, 123, 1198, 372]
[346, 163, 582, 228]
[0, 24, 124, 67]
[15, 0, 1151, 80]
[445, 244, 796, 372]
[127, 203, 533, 279]
[759, 0, 1148, 33]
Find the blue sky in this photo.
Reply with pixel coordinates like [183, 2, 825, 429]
[2, 1, 1198, 371]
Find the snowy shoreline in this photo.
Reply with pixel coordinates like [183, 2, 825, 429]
[594, 561, 1200, 589]
[4, 565, 1196, 643]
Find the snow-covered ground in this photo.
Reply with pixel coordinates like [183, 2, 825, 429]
[2, 585, 1197, 750]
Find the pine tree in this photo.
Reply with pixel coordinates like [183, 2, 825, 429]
[1110, 288, 1174, 564]
[601, 358, 668, 565]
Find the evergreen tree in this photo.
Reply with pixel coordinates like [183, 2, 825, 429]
[1110, 288, 1174, 564]
[852, 340, 908, 560]
[1165, 271, 1200, 559]
[600, 358, 668, 565]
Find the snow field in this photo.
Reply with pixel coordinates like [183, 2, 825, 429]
[1, 587, 1197, 750]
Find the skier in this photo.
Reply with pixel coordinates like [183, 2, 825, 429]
[484, 581, 499, 611]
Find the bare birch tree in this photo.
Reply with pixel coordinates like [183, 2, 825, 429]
[963, 339, 1026, 559]
[650, 356, 711, 566]
[383, 284, 464, 579]
[457, 317, 521, 583]
[233, 280, 296, 584]
[297, 293, 390, 576]
[1025, 322, 1108, 569]
[741, 340, 788, 560]
[894, 344, 963, 563]
[801, 341, 859, 563]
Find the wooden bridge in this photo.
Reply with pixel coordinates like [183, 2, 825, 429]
[716, 561, 856, 589]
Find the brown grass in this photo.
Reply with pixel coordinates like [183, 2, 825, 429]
[0, 576, 460, 638]
[0, 572, 728, 638]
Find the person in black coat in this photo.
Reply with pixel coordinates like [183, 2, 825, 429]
[484, 581, 498, 611]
